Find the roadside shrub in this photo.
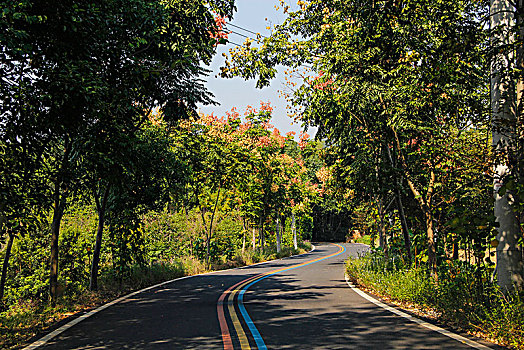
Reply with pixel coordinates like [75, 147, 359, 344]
[346, 252, 524, 349]
[98, 256, 207, 293]
[5, 223, 50, 305]
[484, 292, 524, 348]
[232, 248, 263, 266]
[141, 210, 193, 261]
[58, 205, 98, 298]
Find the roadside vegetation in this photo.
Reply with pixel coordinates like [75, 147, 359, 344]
[3, 0, 524, 349]
[1, 198, 312, 349]
[1, 1, 320, 348]
[346, 254, 524, 349]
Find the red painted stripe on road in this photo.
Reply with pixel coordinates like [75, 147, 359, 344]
[217, 272, 265, 350]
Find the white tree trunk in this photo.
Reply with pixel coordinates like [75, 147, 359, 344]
[276, 216, 281, 253]
[292, 212, 298, 250]
[252, 225, 256, 250]
[242, 218, 246, 253]
[491, 0, 524, 290]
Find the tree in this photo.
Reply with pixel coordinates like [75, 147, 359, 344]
[223, 0, 489, 276]
[85, 114, 175, 290]
[490, 0, 524, 290]
[1, 0, 236, 303]
[174, 112, 252, 265]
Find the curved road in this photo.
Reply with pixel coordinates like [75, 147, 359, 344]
[31, 243, 497, 349]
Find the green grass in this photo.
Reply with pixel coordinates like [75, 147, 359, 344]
[346, 253, 524, 349]
[218, 242, 311, 269]
[99, 256, 206, 293]
[353, 235, 372, 246]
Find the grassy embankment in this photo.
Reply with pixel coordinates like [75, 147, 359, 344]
[346, 253, 524, 349]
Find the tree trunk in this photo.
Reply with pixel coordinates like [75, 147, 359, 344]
[183, 206, 194, 256]
[425, 210, 437, 277]
[199, 209, 210, 266]
[259, 214, 265, 251]
[452, 235, 459, 260]
[491, 0, 524, 290]
[386, 144, 411, 261]
[252, 225, 256, 250]
[292, 212, 297, 250]
[50, 191, 66, 305]
[0, 233, 14, 305]
[200, 185, 222, 267]
[377, 197, 386, 250]
[392, 128, 437, 277]
[396, 188, 412, 262]
[275, 215, 281, 253]
[206, 235, 211, 266]
[89, 185, 110, 291]
[242, 217, 246, 253]
[515, 0, 524, 289]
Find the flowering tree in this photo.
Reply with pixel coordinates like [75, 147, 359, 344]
[172, 102, 313, 258]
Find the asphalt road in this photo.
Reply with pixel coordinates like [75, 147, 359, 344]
[34, 243, 497, 349]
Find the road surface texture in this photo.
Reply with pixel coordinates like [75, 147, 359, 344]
[31, 243, 498, 349]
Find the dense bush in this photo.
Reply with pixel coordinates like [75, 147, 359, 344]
[6, 227, 49, 305]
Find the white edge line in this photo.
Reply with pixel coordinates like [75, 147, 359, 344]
[344, 274, 493, 350]
[23, 245, 317, 350]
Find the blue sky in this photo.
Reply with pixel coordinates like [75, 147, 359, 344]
[198, 0, 317, 138]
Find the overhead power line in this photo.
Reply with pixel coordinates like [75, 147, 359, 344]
[226, 23, 270, 39]
[227, 41, 244, 48]
[219, 25, 314, 69]
[224, 23, 324, 61]
[225, 29, 252, 40]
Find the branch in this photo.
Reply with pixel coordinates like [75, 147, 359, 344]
[391, 126, 427, 209]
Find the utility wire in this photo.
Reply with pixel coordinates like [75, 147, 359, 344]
[224, 23, 324, 60]
[227, 41, 244, 48]
[224, 36, 313, 69]
[221, 23, 317, 70]
[226, 23, 270, 39]
[226, 29, 253, 40]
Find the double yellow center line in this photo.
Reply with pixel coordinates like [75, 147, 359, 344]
[217, 243, 346, 350]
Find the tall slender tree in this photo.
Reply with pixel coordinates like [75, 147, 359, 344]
[491, 0, 524, 290]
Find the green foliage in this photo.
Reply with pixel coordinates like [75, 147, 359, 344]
[297, 214, 313, 241]
[353, 235, 372, 246]
[347, 252, 432, 304]
[5, 226, 49, 305]
[231, 243, 311, 268]
[58, 206, 97, 297]
[0, 0, 238, 303]
[222, 0, 493, 274]
[98, 257, 206, 293]
[107, 214, 146, 277]
[1, 197, 313, 348]
[0, 0, 323, 347]
[2, 206, 98, 305]
[142, 210, 194, 261]
[347, 252, 524, 348]
[215, 215, 244, 261]
[232, 248, 265, 266]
